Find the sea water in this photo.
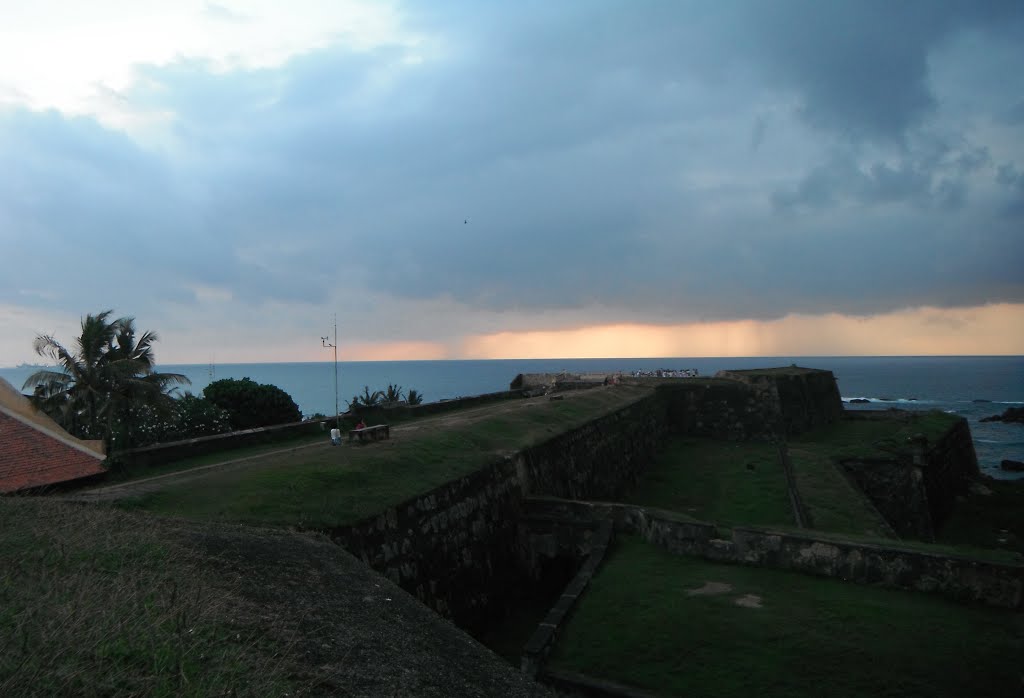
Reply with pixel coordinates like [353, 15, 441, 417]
[4, 356, 1021, 480]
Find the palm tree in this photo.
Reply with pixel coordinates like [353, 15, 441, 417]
[104, 317, 189, 446]
[23, 311, 189, 446]
[381, 384, 405, 405]
[348, 386, 383, 411]
[406, 389, 424, 406]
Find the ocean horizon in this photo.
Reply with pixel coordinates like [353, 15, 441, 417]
[3, 355, 1021, 479]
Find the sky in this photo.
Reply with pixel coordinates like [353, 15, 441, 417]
[1, 0, 1023, 366]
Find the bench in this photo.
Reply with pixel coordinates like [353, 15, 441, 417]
[348, 424, 390, 443]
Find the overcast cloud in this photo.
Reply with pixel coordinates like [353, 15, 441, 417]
[1, 0, 1023, 363]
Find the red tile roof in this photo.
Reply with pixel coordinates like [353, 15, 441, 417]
[0, 378, 106, 493]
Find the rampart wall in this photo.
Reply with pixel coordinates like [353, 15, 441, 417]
[521, 497, 1023, 610]
[715, 368, 845, 435]
[659, 379, 778, 441]
[323, 368, 866, 630]
[840, 412, 980, 539]
[328, 392, 669, 633]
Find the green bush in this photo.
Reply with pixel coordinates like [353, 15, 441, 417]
[114, 394, 232, 448]
[203, 378, 301, 430]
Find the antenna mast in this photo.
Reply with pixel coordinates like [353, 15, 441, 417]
[321, 314, 340, 430]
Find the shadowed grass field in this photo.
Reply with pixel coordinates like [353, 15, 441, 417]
[549, 536, 1024, 698]
[940, 477, 1024, 556]
[626, 437, 793, 527]
[117, 387, 651, 528]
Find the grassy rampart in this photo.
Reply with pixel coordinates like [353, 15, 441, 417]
[117, 387, 651, 528]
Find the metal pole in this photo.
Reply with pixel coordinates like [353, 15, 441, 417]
[322, 315, 340, 430]
[333, 315, 340, 430]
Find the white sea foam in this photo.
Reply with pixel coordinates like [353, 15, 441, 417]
[842, 396, 937, 404]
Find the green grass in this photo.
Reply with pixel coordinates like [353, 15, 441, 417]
[118, 387, 651, 528]
[549, 536, 1024, 698]
[785, 446, 892, 537]
[104, 397, 535, 486]
[795, 412, 959, 461]
[0, 498, 294, 697]
[627, 437, 793, 527]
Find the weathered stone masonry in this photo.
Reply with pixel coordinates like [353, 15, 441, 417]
[840, 412, 980, 540]
[521, 497, 1024, 610]
[328, 392, 670, 633]
[325, 369, 850, 632]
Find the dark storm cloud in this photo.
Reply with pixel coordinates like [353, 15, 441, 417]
[772, 148, 973, 212]
[3, 0, 1023, 331]
[739, 0, 1024, 142]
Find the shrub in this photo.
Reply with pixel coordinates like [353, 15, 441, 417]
[116, 394, 232, 448]
[203, 378, 301, 430]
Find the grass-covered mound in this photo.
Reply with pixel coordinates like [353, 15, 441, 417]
[549, 536, 1024, 698]
[1, 497, 554, 698]
[118, 386, 651, 528]
[0, 498, 291, 697]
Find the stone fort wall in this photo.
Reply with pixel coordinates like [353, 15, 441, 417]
[325, 369, 847, 631]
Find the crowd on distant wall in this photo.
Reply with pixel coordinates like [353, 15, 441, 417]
[629, 368, 699, 378]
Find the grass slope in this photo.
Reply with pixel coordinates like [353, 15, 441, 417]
[0, 498, 291, 697]
[550, 536, 1024, 698]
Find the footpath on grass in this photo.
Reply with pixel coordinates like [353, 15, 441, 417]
[66, 394, 617, 503]
[66, 439, 330, 503]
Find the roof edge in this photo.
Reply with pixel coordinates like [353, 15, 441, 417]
[0, 404, 106, 460]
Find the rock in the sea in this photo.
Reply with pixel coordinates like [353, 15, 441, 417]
[981, 407, 1024, 424]
[1000, 459, 1024, 472]
[973, 399, 992, 403]
[849, 398, 871, 404]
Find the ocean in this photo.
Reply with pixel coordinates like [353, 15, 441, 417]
[4, 356, 1022, 480]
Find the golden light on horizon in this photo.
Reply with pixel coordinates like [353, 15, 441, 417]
[9, 303, 1020, 366]
[454, 303, 1024, 360]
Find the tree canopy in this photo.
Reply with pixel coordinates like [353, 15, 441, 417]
[203, 378, 301, 430]
[23, 311, 189, 447]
